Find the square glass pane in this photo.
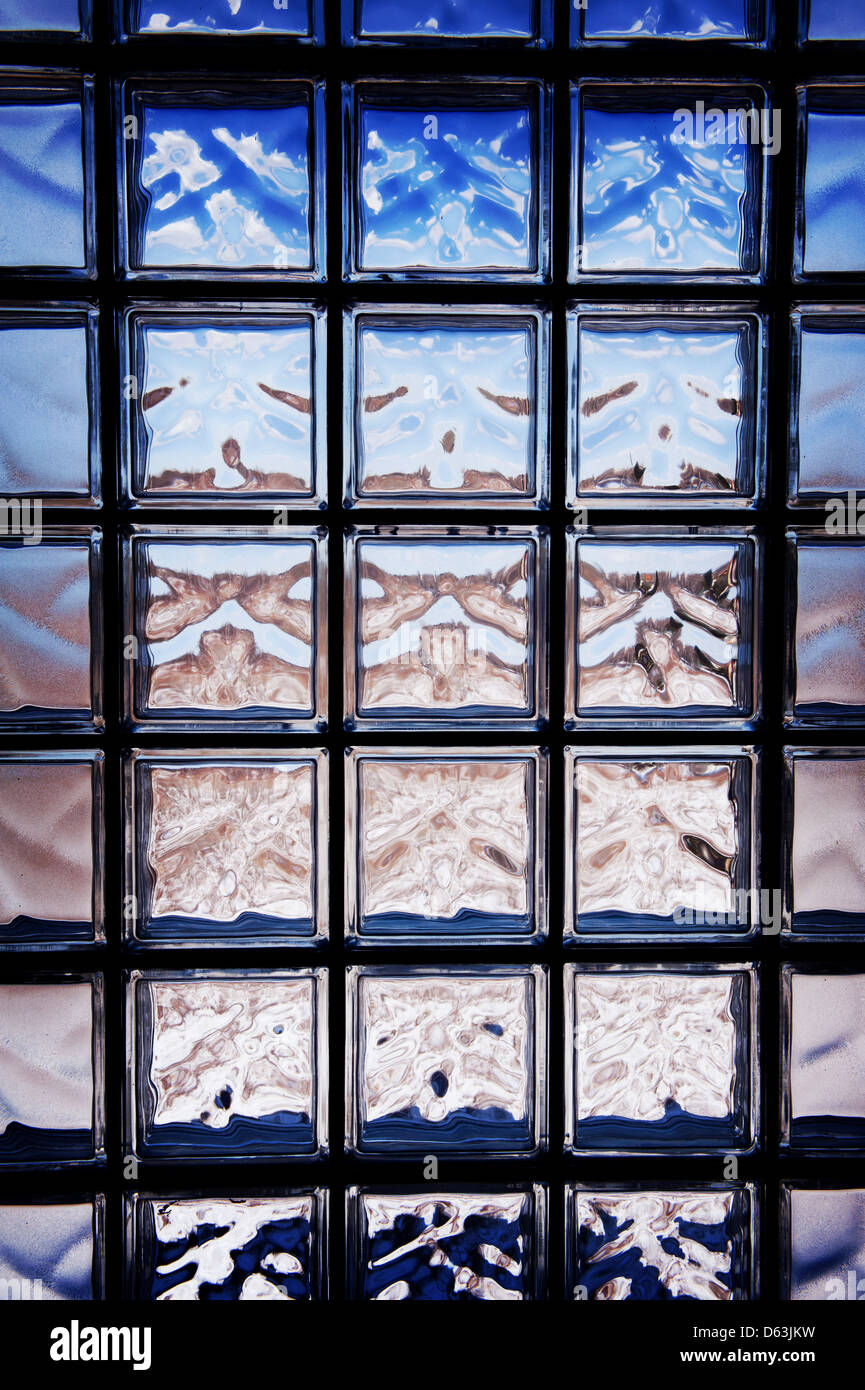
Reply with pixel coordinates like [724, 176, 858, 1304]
[782, 967, 865, 1150]
[568, 306, 765, 506]
[0, 975, 104, 1167]
[345, 0, 551, 43]
[789, 309, 865, 501]
[0, 306, 99, 503]
[565, 748, 758, 943]
[346, 1187, 546, 1300]
[566, 529, 758, 728]
[566, 1185, 757, 1301]
[570, 82, 770, 281]
[346, 965, 547, 1157]
[345, 307, 549, 507]
[121, 304, 324, 507]
[126, 969, 327, 1162]
[0, 529, 102, 732]
[0, 1, 88, 33]
[345, 528, 547, 729]
[118, 79, 324, 278]
[803, 0, 865, 41]
[123, 527, 327, 732]
[126, 1191, 327, 1300]
[564, 964, 758, 1154]
[344, 80, 549, 281]
[346, 748, 546, 945]
[121, 0, 320, 37]
[783, 1187, 865, 1301]
[786, 532, 865, 726]
[796, 86, 865, 278]
[0, 751, 103, 949]
[125, 750, 327, 946]
[0, 1198, 104, 1301]
[785, 750, 865, 939]
[572, 0, 767, 43]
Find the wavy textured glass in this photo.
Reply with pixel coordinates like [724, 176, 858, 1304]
[0, 1203, 95, 1300]
[0, 94, 86, 269]
[791, 757, 865, 934]
[126, 1, 313, 34]
[0, 1, 84, 30]
[793, 541, 865, 718]
[0, 539, 93, 724]
[802, 105, 865, 275]
[806, 1, 865, 40]
[355, 0, 539, 39]
[788, 972, 865, 1147]
[577, 0, 754, 40]
[0, 981, 95, 1164]
[789, 1190, 865, 1301]
[795, 323, 865, 496]
[0, 319, 92, 497]
[0, 760, 94, 945]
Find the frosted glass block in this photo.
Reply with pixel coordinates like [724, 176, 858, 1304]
[789, 309, 865, 501]
[796, 86, 865, 278]
[344, 527, 547, 730]
[572, 0, 768, 44]
[566, 1185, 758, 1301]
[783, 1187, 865, 1301]
[803, 0, 865, 41]
[782, 968, 865, 1150]
[0, 1199, 104, 1301]
[785, 750, 865, 939]
[564, 964, 758, 1154]
[346, 965, 547, 1157]
[0, 975, 104, 1167]
[126, 1191, 327, 1300]
[565, 748, 758, 943]
[123, 527, 327, 732]
[125, 749, 327, 946]
[126, 969, 328, 1162]
[0, 752, 103, 949]
[568, 305, 765, 507]
[344, 80, 549, 281]
[786, 532, 865, 726]
[118, 78, 324, 278]
[0, 1, 88, 33]
[121, 0, 321, 37]
[345, 307, 549, 507]
[347, 1187, 547, 1300]
[345, 748, 547, 945]
[570, 82, 770, 281]
[566, 529, 759, 728]
[121, 304, 325, 507]
[344, 0, 552, 43]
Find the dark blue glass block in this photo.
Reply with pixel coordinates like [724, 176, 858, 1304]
[0, 1200, 104, 1301]
[573, 0, 766, 43]
[347, 0, 551, 43]
[804, 0, 865, 41]
[785, 1188, 865, 1301]
[798, 87, 865, 277]
[0, 1, 88, 33]
[788, 535, 865, 725]
[123, 0, 319, 36]
[783, 968, 865, 1150]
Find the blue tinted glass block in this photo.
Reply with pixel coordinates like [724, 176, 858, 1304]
[0, 530, 102, 732]
[566, 529, 759, 728]
[565, 964, 758, 1155]
[123, 527, 327, 732]
[125, 750, 327, 947]
[122, 0, 320, 37]
[0, 1199, 104, 1301]
[0, 1, 88, 34]
[0, 76, 93, 273]
[126, 969, 328, 1162]
[0, 975, 104, 1167]
[345, 80, 549, 281]
[346, 965, 547, 1157]
[346, 748, 547, 945]
[783, 1187, 865, 1301]
[345, 528, 548, 730]
[346, 307, 549, 507]
[119, 79, 324, 278]
[127, 1191, 327, 1300]
[122, 304, 325, 506]
[785, 749, 865, 941]
[0, 752, 103, 950]
[346, 0, 551, 43]
[568, 305, 765, 506]
[787, 532, 865, 726]
[565, 748, 758, 943]
[571, 83, 770, 281]
[566, 1185, 757, 1301]
[347, 1187, 546, 1300]
[0, 307, 99, 503]
[782, 967, 865, 1150]
[804, 0, 865, 41]
[790, 310, 865, 500]
[573, 0, 766, 43]
[797, 86, 865, 277]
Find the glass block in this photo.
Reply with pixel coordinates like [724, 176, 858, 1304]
[796, 85, 865, 278]
[782, 1187, 865, 1301]
[566, 1184, 757, 1301]
[344, 80, 550, 282]
[564, 963, 758, 1154]
[789, 308, 865, 502]
[346, 965, 547, 1157]
[126, 1191, 327, 1300]
[0, 1, 89, 34]
[0, 1198, 104, 1301]
[346, 1187, 547, 1300]
[121, 303, 325, 507]
[565, 748, 758, 943]
[0, 751, 103, 950]
[126, 969, 328, 1162]
[572, 0, 768, 44]
[125, 749, 327, 947]
[0, 528, 102, 732]
[0, 306, 99, 504]
[122, 526, 327, 732]
[570, 82, 770, 282]
[344, 527, 547, 730]
[344, 307, 549, 508]
[567, 305, 765, 507]
[785, 750, 865, 940]
[786, 531, 865, 726]
[345, 748, 547, 946]
[343, 0, 552, 44]
[0, 74, 94, 274]
[117, 78, 324, 279]
[120, 0, 322, 38]
[802, 0, 865, 41]
[781, 967, 865, 1150]
[0, 975, 104, 1167]
[566, 529, 759, 729]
